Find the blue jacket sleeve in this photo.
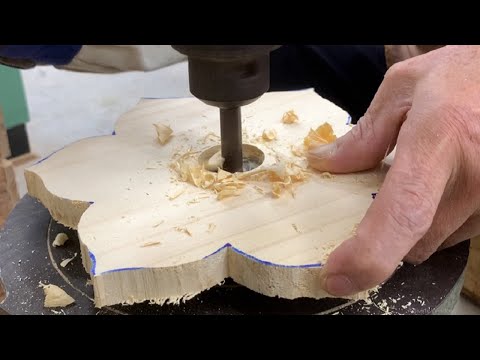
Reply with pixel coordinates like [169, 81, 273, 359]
[0, 45, 82, 68]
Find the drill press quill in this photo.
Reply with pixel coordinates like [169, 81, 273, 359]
[171, 45, 281, 173]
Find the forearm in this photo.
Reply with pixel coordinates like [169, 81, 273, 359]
[0, 45, 82, 69]
[0, 45, 185, 73]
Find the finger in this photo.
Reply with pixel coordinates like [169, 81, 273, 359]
[438, 212, 480, 250]
[308, 62, 416, 173]
[405, 183, 478, 263]
[322, 108, 456, 296]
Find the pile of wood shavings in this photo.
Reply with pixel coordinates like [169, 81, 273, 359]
[239, 162, 309, 198]
[170, 151, 309, 200]
[167, 115, 339, 200]
[170, 151, 246, 200]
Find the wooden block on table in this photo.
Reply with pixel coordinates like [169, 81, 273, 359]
[0, 109, 11, 159]
[0, 159, 19, 227]
[462, 236, 480, 305]
[0, 277, 6, 303]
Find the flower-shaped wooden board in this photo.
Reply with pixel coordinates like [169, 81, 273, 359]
[25, 90, 388, 307]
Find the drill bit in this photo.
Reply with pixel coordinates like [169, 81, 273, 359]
[220, 107, 243, 173]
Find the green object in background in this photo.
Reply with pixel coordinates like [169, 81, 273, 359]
[0, 65, 30, 129]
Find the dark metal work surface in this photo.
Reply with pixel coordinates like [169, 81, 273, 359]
[0, 195, 469, 315]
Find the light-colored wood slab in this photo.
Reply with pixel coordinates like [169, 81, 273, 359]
[25, 90, 389, 307]
[462, 236, 480, 305]
[0, 109, 10, 159]
[0, 159, 19, 227]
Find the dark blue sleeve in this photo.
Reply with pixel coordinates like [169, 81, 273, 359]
[269, 45, 387, 123]
[0, 45, 82, 65]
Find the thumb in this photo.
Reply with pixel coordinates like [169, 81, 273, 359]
[307, 65, 414, 173]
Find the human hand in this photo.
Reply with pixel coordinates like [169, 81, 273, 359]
[308, 45, 480, 297]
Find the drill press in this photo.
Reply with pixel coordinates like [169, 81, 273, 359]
[172, 45, 280, 173]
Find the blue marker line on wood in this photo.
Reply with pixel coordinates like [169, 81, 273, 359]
[89, 251, 97, 275]
[203, 243, 323, 268]
[103, 267, 144, 274]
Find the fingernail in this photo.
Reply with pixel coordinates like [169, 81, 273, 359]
[324, 274, 356, 297]
[308, 142, 337, 159]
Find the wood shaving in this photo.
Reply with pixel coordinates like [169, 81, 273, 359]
[253, 185, 265, 194]
[320, 172, 334, 179]
[140, 241, 162, 248]
[145, 160, 162, 169]
[153, 123, 173, 145]
[217, 168, 232, 181]
[304, 122, 336, 149]
[282, 110, 299, 124]
[262, 129, 277, 141]
[52, 233, 69, 247]
[153, 220, 165, 228]
[175, 227, 192, 236]
[60, 252, 77, 268]
[167, 187, 186, 200]
[291, 145, 304, 157]
[292, 224, 302, 233]
[39, 282, 75, 308]
[198, 132, 220, 145]
[207, 223, 216, 233]
[239, 162, 308, 198]
[204, 151, 225, 172]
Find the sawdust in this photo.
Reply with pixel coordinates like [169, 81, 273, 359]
[320, 172, 334, 179]
[140, 241, 162, 248]
[145, 160, 162, 169]
[153, 220, 165, 228]
[60, 253, 77, 267]
[167, 187, 186, 200]
[291, 145, 304, 157]
[282, 110, 299, 124]
[175, 227, 192, 236]
[351, 223, 359, 236]
[318, 242, 338, 264]
[39, 282, 75, 308]
[52, 233, 69, 247]
[153, 123, 173, 145]
[197, 132, 220, 145]
[207, 223, 216, 233]
[292, 224, 302, 233]
[304, 122, 336, 149]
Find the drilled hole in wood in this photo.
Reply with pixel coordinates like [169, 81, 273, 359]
[199, 144, 265, 173]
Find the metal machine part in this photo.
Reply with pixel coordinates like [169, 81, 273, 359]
[172, 45, 281, 172]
